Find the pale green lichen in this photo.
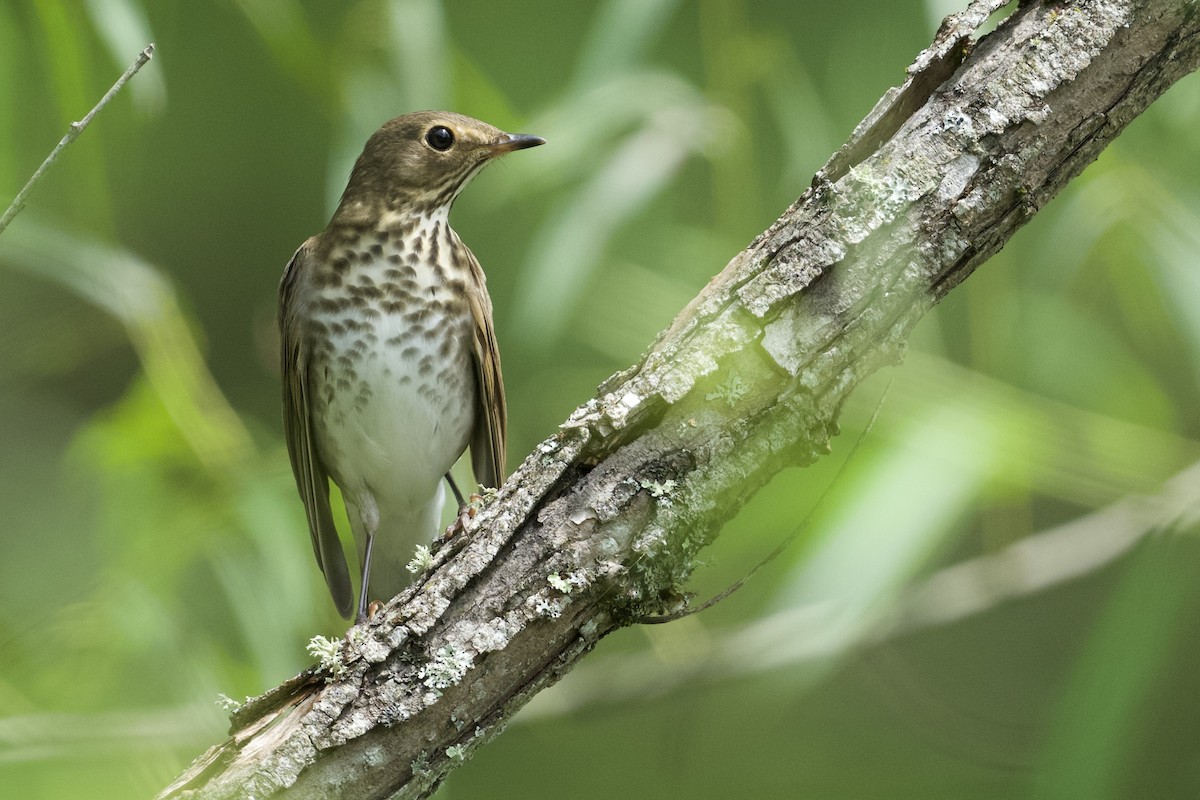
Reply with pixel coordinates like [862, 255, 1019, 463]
[406, 544, 434, 574]
[215, 693, 243, 713]
[596, 559, 624, 578]
[847, 163, 887, 191]
[534, 595, 564, 619]
[420, 646, 472, 691]
[640, 478, 679, 507]
[306, 635, 347, 678]
[705, 372, 749, 407]
[446, 745, 466, 762]
[547, 572, 572, 593]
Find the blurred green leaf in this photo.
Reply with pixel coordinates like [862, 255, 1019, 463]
[1032, 528, 1199, 800]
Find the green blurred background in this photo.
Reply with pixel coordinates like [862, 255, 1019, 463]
[3, 1, 1200, 797]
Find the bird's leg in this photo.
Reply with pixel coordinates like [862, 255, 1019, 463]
[356, 495, 381, 623]
[442, 472, 473, 539]
[444, 472, 466, 508]
[357, 532, 376, 622]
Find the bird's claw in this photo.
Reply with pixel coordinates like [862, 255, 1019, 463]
[442, 508, 470, 540]
[442, 493, 483, 540]
[354, 599, 384, 625]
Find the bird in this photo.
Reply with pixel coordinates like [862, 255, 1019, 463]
[279, 111, 544, 621]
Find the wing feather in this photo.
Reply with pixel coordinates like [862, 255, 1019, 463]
[280, 244, 354, 618]
[463, 248, 508, 489]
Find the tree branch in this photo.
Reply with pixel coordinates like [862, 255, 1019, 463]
[0, 44, 155, 235]
[160, 1, 1200, 797]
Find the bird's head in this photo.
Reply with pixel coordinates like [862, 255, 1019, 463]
[335, 111, 545, 220]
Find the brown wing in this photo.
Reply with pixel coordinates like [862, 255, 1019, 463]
[463, 248, 508, 489]
[280, 243, 354, 618]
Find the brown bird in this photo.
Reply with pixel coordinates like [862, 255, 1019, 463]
[279, 111, 544, 620]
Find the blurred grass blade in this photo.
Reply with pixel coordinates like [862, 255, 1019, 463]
[83, 0, 164, 109]
[511, 97, 724, 347]
[771, 406, 1003, 648]
[1032, 527, 1198, 800]
[29, 0, 113, 232]
[1, 219, 252, 469]
[230, 0, 332, 105]
[328, 0, 449, 212]
[885, 352, 1199, 506]
[518, 72, 721, 193]
[388, 0, 448, 110]
[572, 0, 681, 90]
[0, 3, 19, 193]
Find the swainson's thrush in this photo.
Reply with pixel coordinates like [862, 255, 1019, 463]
[279, 111, 544, 620]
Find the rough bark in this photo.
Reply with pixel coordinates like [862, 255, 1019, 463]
[160, 1, 1200, 797]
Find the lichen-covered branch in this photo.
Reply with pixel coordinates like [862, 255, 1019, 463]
[160, 1, 1200, 797]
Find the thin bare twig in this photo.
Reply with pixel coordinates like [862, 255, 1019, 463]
[0, 43, 155, 235]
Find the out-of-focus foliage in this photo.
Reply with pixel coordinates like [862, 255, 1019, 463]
[1, 1, 1199, 798]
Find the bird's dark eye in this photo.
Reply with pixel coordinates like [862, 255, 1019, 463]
[425, 126, 454, 151]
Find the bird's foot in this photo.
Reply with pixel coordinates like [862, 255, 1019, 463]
[442, 493, 483, 540]
[355, 600, 384, 625]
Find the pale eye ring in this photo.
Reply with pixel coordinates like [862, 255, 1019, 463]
[425, 126, 454, 151]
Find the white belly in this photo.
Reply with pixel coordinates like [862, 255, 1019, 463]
[311, 306, 475, 507]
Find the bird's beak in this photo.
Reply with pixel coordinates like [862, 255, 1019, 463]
[487, 132, 546, 155]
